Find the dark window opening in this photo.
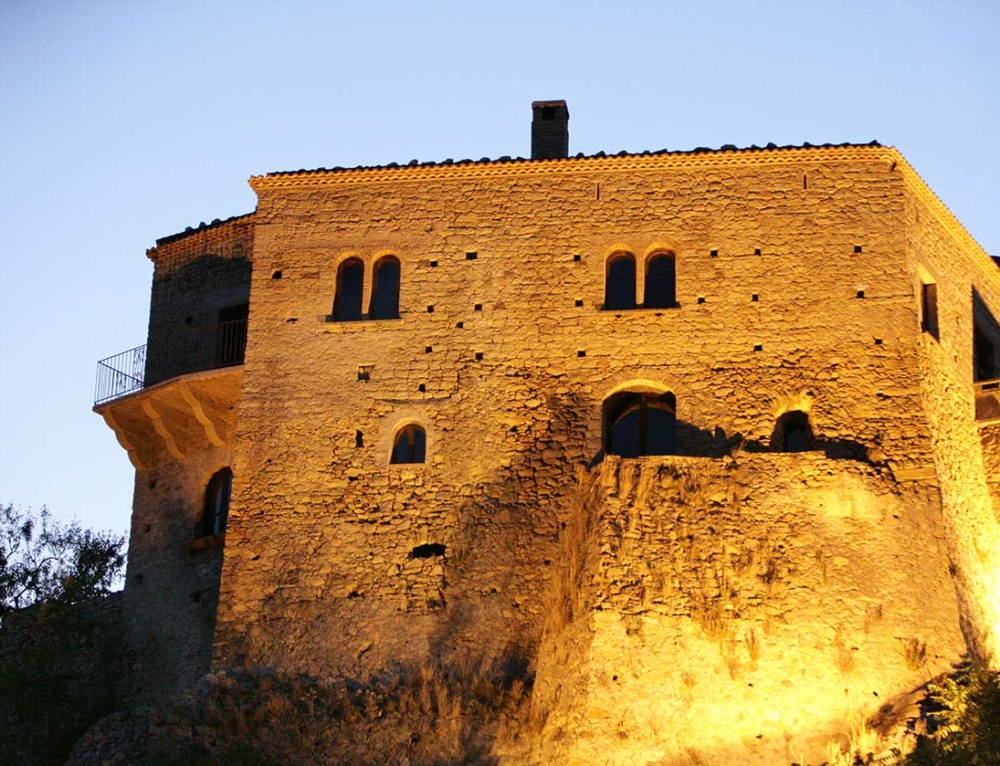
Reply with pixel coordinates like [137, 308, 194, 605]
[333, 258, 364, 321]
[973, 290, 1000, 383]
[605, 254, 637, 311]
[370, 256, 401, 320]
[921, 282, 939, 339]
[215, 303, 248, 367]
[391, 424, 426, 464]
[355, 430, 364, 448]
[975, 319, 1000, 381]
[409, 543, 446, 559]
[604, 391, 677, 457]
[201, 467, 232, 537]
[644, 253, 676, 309]
[772, 411, 813, 453]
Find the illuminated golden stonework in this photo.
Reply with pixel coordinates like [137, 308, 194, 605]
[97, 102, 1000, 765]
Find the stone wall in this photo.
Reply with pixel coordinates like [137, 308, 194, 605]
[104, 144, 1000, 766]
[145, 215, 254, 386]
[111, 218, 255, 702]
[123, 444, 231, 702]
[532, 455, 963, 766]
[0, 594, 126, 765]
[212, 147, 943, 683]
[903, 168, 1000, 662]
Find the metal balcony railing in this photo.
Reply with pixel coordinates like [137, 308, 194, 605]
[214, 318, 248, 368]
[95, 345, 147, 406]
[94, 318, 248, 407]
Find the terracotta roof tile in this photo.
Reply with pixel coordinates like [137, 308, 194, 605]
[258, 140, 883, 180]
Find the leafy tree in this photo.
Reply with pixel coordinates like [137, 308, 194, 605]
[0, 503, 127, 765]
[0, 502, 126, 616]
[906, 662, 1000, 766]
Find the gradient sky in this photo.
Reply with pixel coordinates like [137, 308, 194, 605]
[1, 0, 997, 542]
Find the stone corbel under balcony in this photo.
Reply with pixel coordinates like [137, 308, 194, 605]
[95, 367, 242, 471]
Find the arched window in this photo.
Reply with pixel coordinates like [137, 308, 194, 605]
[604, 391, 677, 457]
[332, 258, 364, 321]
[201, 468, 232, 537]
[644, 253, 676, 309]
[391, 424, 426, 464]
[370, 256, 401, 320]
[605, 254, 637, 311]
[772, 411, 812, 453]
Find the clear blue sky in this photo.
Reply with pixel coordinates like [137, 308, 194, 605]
[1, 0, 997, 540]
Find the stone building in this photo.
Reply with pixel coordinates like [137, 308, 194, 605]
[95, 101, 1000, 764]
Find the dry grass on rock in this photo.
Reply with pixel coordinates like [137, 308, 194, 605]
[142, 655, 533, 766]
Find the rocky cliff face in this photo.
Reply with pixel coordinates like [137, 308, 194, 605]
[531, 456, 963, 766]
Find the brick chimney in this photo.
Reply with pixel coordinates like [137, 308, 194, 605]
[531, 100, 569, 160]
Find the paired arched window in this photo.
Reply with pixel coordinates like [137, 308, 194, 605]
[644, 253, 676, 309]
[370, 256, 401, 320]
[391, 424, 426, 464]
[604, 252, 677, 310]
[605, 254, 637, 310]
[332, 255, 402, 321]
[772, 411, 812, 452]
[603, 391, 677, 457]
[201, 468, 232, 537]
[332, 258, 365, 321]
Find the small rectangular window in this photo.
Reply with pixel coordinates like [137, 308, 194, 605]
[975, 327, 996, 381]
[921, 282, 939, 340]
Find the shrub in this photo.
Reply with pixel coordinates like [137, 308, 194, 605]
[905, 662, 1000, 765]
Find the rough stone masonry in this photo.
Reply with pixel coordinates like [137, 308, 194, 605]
[95, 101, 1000, 764]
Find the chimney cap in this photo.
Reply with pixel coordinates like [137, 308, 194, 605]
[532, 100, 569, 116]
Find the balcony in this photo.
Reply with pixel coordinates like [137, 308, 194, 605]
[93, 319, 247, 471]
[94, 319, 247, 407]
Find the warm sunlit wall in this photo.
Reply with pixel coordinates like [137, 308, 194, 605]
[903, 165, 1000, 663]
[532, 455, 963, 766]
[211, 147, 950, 686]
